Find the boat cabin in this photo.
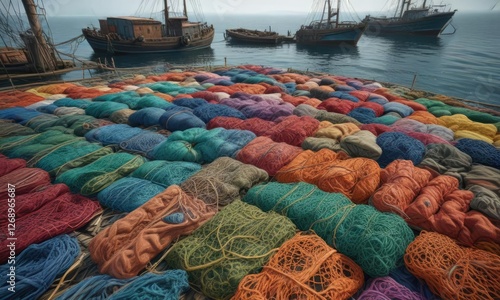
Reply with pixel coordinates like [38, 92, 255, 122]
[401, 8, 429, 20]
[98, 17, 163, 40]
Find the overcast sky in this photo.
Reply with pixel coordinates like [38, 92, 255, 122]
[34, 0, 500, 16]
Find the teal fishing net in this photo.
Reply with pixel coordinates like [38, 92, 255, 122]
[97, 177, 166, 212]
[85, 124, 144, 146]
[85, 102, 130, 118]
[55, 153, 146, 196]
[53, 98, 92, 109]
[130, 160, 201, 187]
[24, 114, 61, 132]
[244, 181, 415, 278]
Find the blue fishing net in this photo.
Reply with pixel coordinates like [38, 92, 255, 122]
[131, 160, 201, 187]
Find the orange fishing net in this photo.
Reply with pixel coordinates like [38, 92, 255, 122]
[232, 232, 364, 300]
[275, 149, 380, 204]
[207, 85, 237, 94]
[405, 231, 500, 300]
[0, 90, 45, 108]
[231, 83, 267, 94]
[89, 185, 216, 278]
[407, 111, 439, 124]
[34, 83, 77, 95]
[281, 94, 321, 107]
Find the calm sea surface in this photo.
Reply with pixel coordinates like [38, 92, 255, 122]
[16, 12, 500, 107]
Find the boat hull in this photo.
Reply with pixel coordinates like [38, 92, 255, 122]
[225, 29, 283, 45]
[364, 11, 456, 36]
[295, 24, 366, 46]
[82, 29, 214, 54]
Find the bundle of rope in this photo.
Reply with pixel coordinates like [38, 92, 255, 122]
[0, 107, 43, 124]
[180, 157, 268, 208]
[158, 199, 296, 300]
[90, 185, 216, 278]
[275, 149, 380, 204]
[192, 103, 247, 123]
[55, 274, 135, 300]
[151, 127, 255, 164]
[438, 114, 497, 140]
[55, 153, 145, 196]
[405, 231, 500, 300]
[207, 116, 276, 136]
[97, 177, 166, 212]
[261, 115, 319, 146]
[53, 107, 86, 116]
[34, 140, 113, 177]
[244, 182, 414, 277]
[109, 108, 136, 124]
[119, 131, 167, 157]
[0, 121, 36, 137]
[0, 183, 100, 263]
[220, 95, 294, 121]
[160, 105, 206, 132]
[356, 277, 427, 300]
[84, 124, 144, 146]
[340, 130, 383, 160]
[376, 132, 426, 168]
[419, 143, 472, 178]
[53, 98, 92, 109]
[232, 232, 364, 300]
[0, 167, 51, 199]
[373, 161, 500, 245]
[24, 114, 60, 131]
[131, 160, 201, 187]
[0, 155, 26, 176]
[294, 104, 362, 126]
[0, 235, 80, 300]
[455, 138, 500, 169]
[128, 107, 166, 127]
[236, 136, 303, 176]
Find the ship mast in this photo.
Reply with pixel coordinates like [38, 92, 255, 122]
[164, 0, 169, 24]
[335, 0, 340, 27]
[21, 0, 58, 72]
[422, 0, 427, 8]
[399, 0, 412, 18]
[183, 0, 188, 18]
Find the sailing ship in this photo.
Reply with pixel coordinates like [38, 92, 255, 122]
[224, 28, 286, 45]
[362, 0, 457, 36]
[82, 0, 214, 54]
[295, 0, 366, 45]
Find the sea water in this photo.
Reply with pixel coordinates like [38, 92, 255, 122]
[8, 12, 500, 107]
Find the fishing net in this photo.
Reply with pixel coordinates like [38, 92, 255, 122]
[55, 274, 135, 300]
[347, 107, 377, 124]
[0, 121, 35, 137]
[173, 97, 209, 109]
[455, 138, 500, 169]
[53, 107, 86, 116]
[383, 102, 414, 118]
[356, 277, 427, 300]
[97, 177, 166, 212]
[193, 103, 247, 123]
[84, 124, 144, 146]
[244, 182, 414, 277]
[261, 115, 319, 146]
[220, 96, 294, 122]
[85, 101, 130, 118]
[404, 231, 500, 300]
[407, 111, 439, 124]
[151, 128, 255, 164]
[128, 107, 166, 127]
[107, 270, 189, 300]
[55, 153, 145, 196]
[438, 114, 497, 138]
[232, 232, 364, 300]
[314, 122, 360, 141]
[135, 94, 174, 109]
[93, 91, 140, 106]
[53, 98, 92, 109]
[0, 155, 26, 176]
[419, 143, 472, 176]
[158, 200, 296, 300]
[36, 104, 58, 114]
[236, 136, 303, 176]
[469, 185, 500, 221]
[207, 116, 276, 136]
[275, 149, 380, 204]
[340, 130, 382, 160]
[90, 185, 216, 278]
[317, 98, 359, 114]
[0, 235, 80, 300]
[0, 107, 43, 124]
[0, 186, 100, 263]
[73, 118, 115, 137]
[302, 137, 342, 152]
[0, 167, 51, 199]
[34, 140, 113, 177]
[180, 157, 268, 207]
[109, 108, 136, 124]
[160, 106, 206, 132]
[119, 131, 167, 157]
[294, 104, 361, 126]
[131, 160, 201, 187]
[376, 132, 426, 168]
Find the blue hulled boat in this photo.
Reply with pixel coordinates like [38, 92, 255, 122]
[295, 0, 366, 46]
[362, 0, 457, 36]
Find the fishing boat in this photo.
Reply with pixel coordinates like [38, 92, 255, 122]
[224, 28, 285, 45]
[362, 0, 457, 36]
[295, 0, 366, 46]
[82, 0, 214, 54]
